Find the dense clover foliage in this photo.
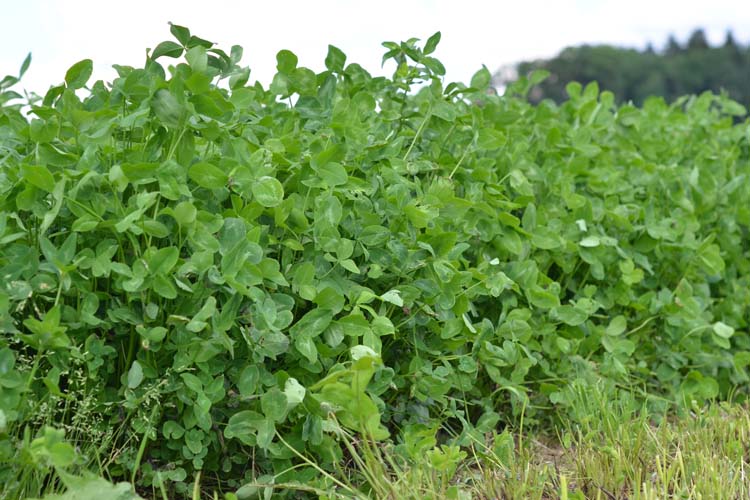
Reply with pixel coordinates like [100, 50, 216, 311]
[1, 26, 750, 496]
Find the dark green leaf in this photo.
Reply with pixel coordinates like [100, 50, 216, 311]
[152, 274, 177, 299]
[169, 23, 191, 45]
[19, 52, 32, 78]
[151, 41, 184, 60]
[188, 161, 227, 189]
[65, 59, 93, 89]
[423, 32, 441, 55]
[148, 246, 179, 275]
[325, 45, 347, 72]
[151, 88, 184, 128]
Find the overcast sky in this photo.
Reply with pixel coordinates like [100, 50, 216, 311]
[3, 0, 750, 95]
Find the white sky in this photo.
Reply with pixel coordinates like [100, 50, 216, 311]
[2, 0, 750, 95]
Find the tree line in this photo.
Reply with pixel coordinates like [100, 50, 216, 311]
[498, 29, 750, 105]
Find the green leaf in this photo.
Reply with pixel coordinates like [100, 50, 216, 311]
[579, 236, 600, 247]
[180, 373, 203, 393]
[528, 69, 549, 86]
[224, 410, 264, 445]
[351, 345, 379, 361]
[39, 178, 66, 235]
[152, 274, 177, 299]
[681, 371, 719, 400]
[325, 45, 347, 72]
[527, 286, 560, 309]
[256, 418, 275, 449]
[283, 378, 305, 409]
[127, 361, 144, 389]
[379, 290, 403, 307]
[606, 316, 627, 336]
[148, 246, 179, 275]
[187, 297, 216, 332]
[566, 81, 582, 98]
[19, 52, 32, 78]
[470, 65, 491, 89]
[423, 31, 441, 55]
[151, 41, 184, 60]
[22, 164, 56, 193]
[530, 228, 561, 250]
[143, 220, 169, 238]
[151, 89, 184, 128]
[36, 474, 144, 500]
[237, 366, 259, 397]
[121, 162, 159, 181]
[173, 201, 197, 226]
[65, 59, 93, 89]
[169, 23, 191, 45]
[291, 308, 333, 338]
[189, 161, 227, 189]
[340, 259, 360, 274]
[29, 118, 59, 143]
[553, 305, 588, 326]
[261, 388, 287, 422]
[404, 204, 431, 228]
[477, 128, 506, 150]
[712, 321, 735, 339]
[314, 162, 348, 187]
[138, 326, 167, 344]
[314, 287, 345, 313]
[295, 334, 318, 364]
[698, 244, 725, 275]
[276, 50, 298, 74]
[251, 176, 284, 207]
[187, 35, 214, 49]
[315, 195, 342, 226]
[186, 46, 208, 72]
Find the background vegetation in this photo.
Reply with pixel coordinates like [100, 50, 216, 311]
[501, 29, 750, 105]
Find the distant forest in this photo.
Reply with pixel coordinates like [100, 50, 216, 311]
[499, 29, 750, 105]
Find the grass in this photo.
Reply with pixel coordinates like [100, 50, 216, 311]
[4, 376, 749, 499]
[223, 385, 750, 500]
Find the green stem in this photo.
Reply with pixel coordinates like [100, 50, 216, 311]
[144, 194, 161, 250]
[402, 110, 432, 161]
[54, 273, 65, 306]
[191, 470, 202, 500]
[131, 405, 159, 487]
[165, 127, 187, 162]
[125, 326, 137, 371]
[448, 131, 476, 179]
[63, 197, 105, 221]
[24, 349, 44, 393]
